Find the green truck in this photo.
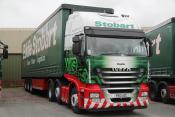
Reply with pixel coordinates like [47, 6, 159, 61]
[22, 4, 151, 113]
[146, 17, 175, 103]
[0, 41, 8, 91]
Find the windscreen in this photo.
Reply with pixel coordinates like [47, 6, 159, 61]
[87, 37, 147, 56]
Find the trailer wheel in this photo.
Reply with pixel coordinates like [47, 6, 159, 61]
[48, 80, 56, 102]
[27, 80, 30, 92]
[149, 80, 158, 101]
[24, 80, 27, 91]
[160, 83, 170, 103]
[70, 87, 83, 114]
[29, 80, 34, 94]
[55, 80, 62, 104]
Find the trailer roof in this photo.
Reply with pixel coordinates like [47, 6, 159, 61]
[60, 4, 114, 14]
[146, 17, 175, 33]
[30, 4, 114, 38]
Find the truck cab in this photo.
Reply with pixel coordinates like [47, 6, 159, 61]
[64, 12, 152, 111]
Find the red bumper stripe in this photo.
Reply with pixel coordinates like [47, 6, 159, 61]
[84, 98, 148, 109]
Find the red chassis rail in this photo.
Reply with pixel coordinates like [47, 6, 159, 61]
[28, 74, 149, 110]
[168, 85, 175, 100]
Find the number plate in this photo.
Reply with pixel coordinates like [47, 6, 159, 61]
[110, 93, 131, 98]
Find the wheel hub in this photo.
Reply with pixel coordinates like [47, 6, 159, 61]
[30, 84, 32, 92]
[71, 94, 78, 107]
[161, 88, 167, 98]
[49, 88, 52, 98]
[55, 87, 60, 98]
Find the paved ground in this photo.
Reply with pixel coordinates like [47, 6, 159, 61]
[0, 88, 175, 117]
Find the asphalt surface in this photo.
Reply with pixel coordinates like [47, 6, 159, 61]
[0, 88, 175, 117]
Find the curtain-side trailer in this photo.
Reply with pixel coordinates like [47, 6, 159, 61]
[146, 17, 175, 103]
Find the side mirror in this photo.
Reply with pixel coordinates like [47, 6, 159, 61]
[72, 36, 81, 56]
[3, 48, 8, 59]
[149, 45, 153, 57]
[73, 36, 81, 43]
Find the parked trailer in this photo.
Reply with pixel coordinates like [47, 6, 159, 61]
[0, 41, 8, 91]
[146, 17, 175, 103]
[22, 4, 151, 113]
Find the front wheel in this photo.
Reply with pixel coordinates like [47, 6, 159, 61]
[70, 87, 83, 114]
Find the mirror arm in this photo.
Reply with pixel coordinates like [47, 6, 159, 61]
[146, 38, 153, 57]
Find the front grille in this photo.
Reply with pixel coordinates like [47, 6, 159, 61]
[99, 68, 139, 103]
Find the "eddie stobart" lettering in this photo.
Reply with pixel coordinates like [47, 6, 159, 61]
[23, 22, 57, 59]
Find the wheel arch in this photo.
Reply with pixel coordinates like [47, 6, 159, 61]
[158, 81, 168, 91]
[64, 74, 86, 107]
[64, 74, 86, 92]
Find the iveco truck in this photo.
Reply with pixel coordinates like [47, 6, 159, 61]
[0, 41, 8, 91]
[146, 18, 175, 103]
[22, 4, 151, 113]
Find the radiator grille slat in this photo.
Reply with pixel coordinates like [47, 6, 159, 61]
[99, 68, 139, 103]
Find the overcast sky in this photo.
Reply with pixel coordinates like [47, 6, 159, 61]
[0, 0, 175, 28]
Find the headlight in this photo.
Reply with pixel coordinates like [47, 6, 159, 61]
[90, 93, 100, 98]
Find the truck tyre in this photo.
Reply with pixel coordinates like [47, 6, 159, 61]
[24, 80, 27, 91]
[48, 80, 56, 102]
[29, 80, 34, 94]
[149, 80, 158, 101]
[27, 80, 30, 92]
[55, 80, 62, 104]
[160, 83, 170, 103]
[70, 87, 83, 114]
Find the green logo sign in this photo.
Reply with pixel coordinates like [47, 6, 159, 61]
[95, 21, 134, 29]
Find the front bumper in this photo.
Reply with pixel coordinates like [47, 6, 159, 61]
[79, 83, 149, 110]
[83, 97, 149, 110]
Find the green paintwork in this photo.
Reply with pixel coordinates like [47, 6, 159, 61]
[146, 18, 175, 78]
[65, 55, 148, 84]
[22, 4, 114, 78]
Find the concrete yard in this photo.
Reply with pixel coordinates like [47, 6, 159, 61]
[0, 88, 175, 117]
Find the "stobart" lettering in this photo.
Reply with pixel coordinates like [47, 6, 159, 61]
[95, 21, 134, 29]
